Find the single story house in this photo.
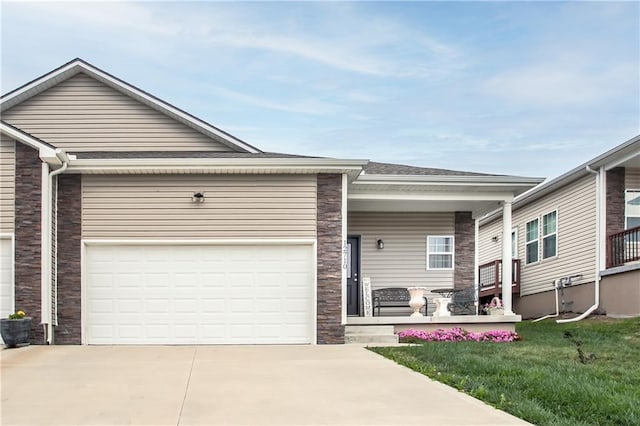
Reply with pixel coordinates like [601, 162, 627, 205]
[0, 58, 542, 345]
[479, 135, 640, 319]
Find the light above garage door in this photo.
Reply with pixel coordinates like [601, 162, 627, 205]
[85, 244, 314, 344]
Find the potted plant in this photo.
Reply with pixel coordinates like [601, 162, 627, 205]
[483, 297, 505, 315]
[0, 310, 32, 348]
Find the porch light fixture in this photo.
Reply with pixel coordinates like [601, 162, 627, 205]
[376, 239, 384, 250]
[192, 192, 205, 203]
[491, 236, 499, 243]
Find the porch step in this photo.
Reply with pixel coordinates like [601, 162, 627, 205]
[344, 325, 398, 344]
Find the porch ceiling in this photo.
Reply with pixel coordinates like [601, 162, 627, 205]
[347, 175, 542, 217]
[347, 197, 502, 216]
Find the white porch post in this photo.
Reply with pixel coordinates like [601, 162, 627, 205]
[473, 217, 480, 315]
[501, 200, 514, 315]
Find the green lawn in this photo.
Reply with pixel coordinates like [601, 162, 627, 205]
[370, 317, 640, 426]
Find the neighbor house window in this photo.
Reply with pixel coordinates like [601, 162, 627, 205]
[427, 236, 454, 270]
[626, 190, 640, 229]
[525, 219, 539, 264]
[542, 210, 558, 259]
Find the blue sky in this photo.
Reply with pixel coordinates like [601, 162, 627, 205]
[1, 1, 638, 179]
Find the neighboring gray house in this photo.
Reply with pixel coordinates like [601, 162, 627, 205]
[479, 135, 640, 319]
[0, 59, 541, 345]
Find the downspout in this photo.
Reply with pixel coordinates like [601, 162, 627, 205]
[532, 280, 560, 322]
[42, 150, 69, 344]
[40, 162, 51, 341]
[557, 165, 602, 323]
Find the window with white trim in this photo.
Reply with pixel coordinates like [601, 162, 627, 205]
[426, 236, 454, 270]
[542, 210, 558, 259]
[525, 219, 539, 264]
[626, 190, 640, 229]
[511, 228, 518, 259]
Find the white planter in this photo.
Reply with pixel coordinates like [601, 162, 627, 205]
[433, 298, 452, 317]
[488, 307, 505, 316]
[407, 287, 427, 317]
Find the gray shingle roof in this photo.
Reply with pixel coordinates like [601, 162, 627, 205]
[73, 151, 320, 159]
[364, 161, 500, 177]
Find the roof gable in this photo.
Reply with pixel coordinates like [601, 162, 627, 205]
[0, 58, 260, 153]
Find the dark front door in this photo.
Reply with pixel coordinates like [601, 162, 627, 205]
[347, 236, 361, 316]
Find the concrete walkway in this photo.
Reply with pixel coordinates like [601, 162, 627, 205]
[1, 345, 529, 425]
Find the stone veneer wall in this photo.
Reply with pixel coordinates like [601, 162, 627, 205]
[14, 143, 44, 343]
[54, 175, 82, 344]
[316, 174, 344, 344]
[606, 167, 625, 236]
[454, 211, 474, 290]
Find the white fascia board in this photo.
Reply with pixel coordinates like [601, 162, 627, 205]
[588, 134, 640, 170]
[0, 122, 62, 166]
[354, 174, 544, 187]
[603, 150, 640, 171]
[66, 157, 368, 176]
[348, 191, 513, 202]
[1, 62, 80, 110]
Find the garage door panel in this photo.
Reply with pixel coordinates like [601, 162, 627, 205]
[86, 244, 314, 344]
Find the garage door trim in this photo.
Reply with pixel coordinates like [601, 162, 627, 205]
[1, 233, 15, 318]
[81, 238, 317, 345]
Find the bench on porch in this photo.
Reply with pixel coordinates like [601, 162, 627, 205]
[372, 287, 428, 316]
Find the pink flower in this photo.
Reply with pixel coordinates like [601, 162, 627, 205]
[398, 328, 519, 343]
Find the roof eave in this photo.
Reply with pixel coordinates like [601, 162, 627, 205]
[0, 121, 65, 166]
[65, 157, 368, 179]
[480, 134, 640, 225]
[354, 173, 544, 186]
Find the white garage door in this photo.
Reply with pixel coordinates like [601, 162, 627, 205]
[1, 238, 13, 344]
[85, 244, 314, 345]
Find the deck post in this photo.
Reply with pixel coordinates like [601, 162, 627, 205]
[501, 200, 514, 315]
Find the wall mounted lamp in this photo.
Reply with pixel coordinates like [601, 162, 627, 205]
[192, 192, 205, 203]
[376, 239, 384, 250]
[491, 236, 499, 243]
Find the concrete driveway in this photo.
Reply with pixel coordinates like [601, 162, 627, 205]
[1, 345, 529, 426]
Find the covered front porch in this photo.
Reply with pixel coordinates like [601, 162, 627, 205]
[341, 163, 542, 342]
[346, 314, 521, 341]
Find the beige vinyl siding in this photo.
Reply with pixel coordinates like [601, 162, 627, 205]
[82, 174, 317, 238]
[2, 73, 233, 152]
[348, 212, 455, 294]
[478, 219, 504, 265]
[480, 174, 597, 296]
[626, 167, 640, 189]
[0, 135, 15, 233]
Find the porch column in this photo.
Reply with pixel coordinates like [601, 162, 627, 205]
[474, 217, 479, 315]
[501, 200, 514, 315]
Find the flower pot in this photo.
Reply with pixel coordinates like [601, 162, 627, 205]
[488, 307, 505, 316]
[0, 318, 32, 348]
[407, 287, 427, 317]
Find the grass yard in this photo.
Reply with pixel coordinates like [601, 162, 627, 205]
[371, 317, 640, 426]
